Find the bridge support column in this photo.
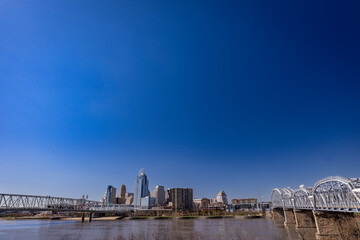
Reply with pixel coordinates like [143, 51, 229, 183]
[81, 213, 85, 223]
[284, 209, 296, 226]
[313, 211, 359, 240]
[272, 208, 285, 222]
[294, 210, 316, 229]
[89, 213, 93, 222]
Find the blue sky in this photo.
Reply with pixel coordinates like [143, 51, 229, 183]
[1, 0, 360, 201]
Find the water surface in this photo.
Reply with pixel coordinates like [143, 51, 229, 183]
[0, 218, 316, 240]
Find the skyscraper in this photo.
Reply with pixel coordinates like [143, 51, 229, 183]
[118, 184, 126, 198]
[103, 185, 117, 204]
[134, 168, 150, 208]
[165, 188, 173, 204]
[216, 191, 228, 205]
[171, 188, 193, 212]
[151, 185, 165, 206]
[116, 184, 127, 204]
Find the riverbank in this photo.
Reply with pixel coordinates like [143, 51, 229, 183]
[0, 214, 264, 222]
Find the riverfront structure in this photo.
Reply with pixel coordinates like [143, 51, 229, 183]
[216, 191, 228, 205]
[119, 185, 126, 198]
[103, 185, 117, 204]
[231, 198, 257, 204]
[271, 176, 360, 239]
[116, 184, 127, 204]
[171, 188, 193, 211]
[193, 198, 210, 210]
[165, 188, 173, 204]
[151, 185, 165, 206]
[134, 168, 154, 209]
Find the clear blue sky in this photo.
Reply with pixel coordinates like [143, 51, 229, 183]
[1, 0, 360, 201]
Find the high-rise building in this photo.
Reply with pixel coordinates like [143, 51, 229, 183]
[171, 188, 193, 212]
[103, 185, 117, 204]
[216, 191, 228, 205]
[151, 185, 165, 206]
[118, 184, 126, 198]
[116, 184, 127, 204]
[165, 188, 173, 204]
[134, 168, 150, 208]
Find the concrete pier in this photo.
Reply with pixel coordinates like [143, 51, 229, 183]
[284, 209, 296, 226]
[313, 211, 359, 240]
[272, 208, 285, 221]
[294, 210, 316, 229]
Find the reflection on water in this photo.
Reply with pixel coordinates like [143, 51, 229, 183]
[0, 218, 316, 240]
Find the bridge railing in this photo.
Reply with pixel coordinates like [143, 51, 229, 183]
[271, 176, 360, 213]
[0, 193, 133, 213]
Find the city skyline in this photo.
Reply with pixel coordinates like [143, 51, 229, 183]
[1, 0, 360, 202]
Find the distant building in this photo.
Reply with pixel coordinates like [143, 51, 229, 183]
[103, 185, 117, 204]
[151, 186, 166, 206]
[116, 197, 126, 204]
[210, 201, 226, 210]
[116, 184, 127, 204]
[216, 191, 228, 205]
[231, 198, 258, 204]
[125, 193, 134, 198]
[125, 195, 134, 205]
[228, 198, 259, 212]
[134, 168, 150, 208]
[209, 199, 217, 204]
[193, 199, 201, 209]
[165, 188, 173, 204]
[140, 196, 156, 209]
[171, 188, 193, 212]
[119, 185, 126, 198]
[193, 198, 210, 210]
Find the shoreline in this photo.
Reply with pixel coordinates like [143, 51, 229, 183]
[0, 214, 264, 221]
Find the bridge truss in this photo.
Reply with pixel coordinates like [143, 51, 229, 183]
[271, 176, 360, 212]
[0, 193, 133, 213]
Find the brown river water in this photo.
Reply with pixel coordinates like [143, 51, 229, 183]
[0, 218, 316, 240]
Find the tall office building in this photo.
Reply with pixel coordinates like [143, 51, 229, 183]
[118, 184, 126, 198]
[165, 188, 173, 204]
[216, 190, 228, 205]
[171, 188, 193, 211]
[116, 184, 127, 204]
[134, 168, 150, 208]
[151, 185, 165, 206]
[103, 185, 117, 204]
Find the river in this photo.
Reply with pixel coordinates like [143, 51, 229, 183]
[0, 217, 316, 240]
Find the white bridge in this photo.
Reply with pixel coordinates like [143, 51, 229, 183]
[271, 176, 360, 212]
[0, 193, 133, 213]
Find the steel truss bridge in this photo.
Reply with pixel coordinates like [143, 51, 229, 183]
[0, 193, 133, 213]
[271, 176, 360, 212]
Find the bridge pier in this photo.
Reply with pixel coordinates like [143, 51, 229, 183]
[284, 209, 296, 226]
[294, 210, 316, 229]
[313, 211, 360, 240]
[81, 213, 85, 223]
[89, 213, 93, 222]
[272, 208, 285, 222]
